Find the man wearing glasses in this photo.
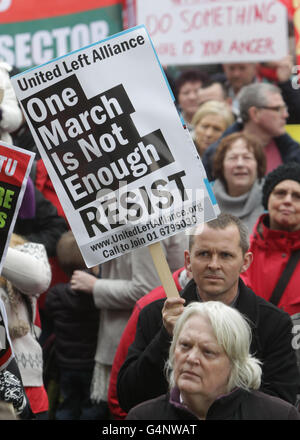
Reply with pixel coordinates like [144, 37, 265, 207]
[202, 82, 300, 180]
[220, 59, 300, 124]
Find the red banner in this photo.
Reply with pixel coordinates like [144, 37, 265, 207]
[0, 0, 123, 23]
[277, 0, 295, 17]
[0, 1, 124, 71]
[291, 1, 300, 64]
[0, 144, 31, 187]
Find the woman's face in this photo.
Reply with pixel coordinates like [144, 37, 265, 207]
[194, 114, 226, 156]
[173, 314, 231, 402]
[178, 81, 202, 120]
[268, 180, 300, 231]
[223, 138, 258, 196]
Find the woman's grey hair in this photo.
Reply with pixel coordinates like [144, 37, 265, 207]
[165, 301, 262, 393]
[238, 83, 282, 123]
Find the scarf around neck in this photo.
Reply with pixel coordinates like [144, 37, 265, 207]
[212, 179, 265, 234]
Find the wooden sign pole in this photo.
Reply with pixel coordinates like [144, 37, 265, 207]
[148, 241, 180, 298]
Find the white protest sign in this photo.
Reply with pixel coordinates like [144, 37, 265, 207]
[136, 0, 288, 65]
[11, 25, 219, 267]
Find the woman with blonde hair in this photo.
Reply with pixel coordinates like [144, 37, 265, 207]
[126, 301, 300, 420]
[192, 100, 234, 157]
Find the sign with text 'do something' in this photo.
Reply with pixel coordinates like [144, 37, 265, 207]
[11, 25, 219, 267]
[136, 0, 288, 65]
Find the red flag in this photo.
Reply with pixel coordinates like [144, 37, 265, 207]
[277, 0, 294, 18]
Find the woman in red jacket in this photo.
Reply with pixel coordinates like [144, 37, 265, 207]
[241, 162, 300, 316]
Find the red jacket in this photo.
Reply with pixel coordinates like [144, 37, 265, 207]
[241, 214, 300, 316]
[107, 267, 184, 420]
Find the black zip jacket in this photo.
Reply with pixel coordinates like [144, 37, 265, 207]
[117, 278, 300, 413]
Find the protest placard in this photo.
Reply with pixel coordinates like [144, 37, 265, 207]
[136, 0, 289, 65]
[11, 25, 219, 271]
[0, 142, 35, 273]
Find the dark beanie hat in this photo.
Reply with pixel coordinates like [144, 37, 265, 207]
[262, 162, 300, 209]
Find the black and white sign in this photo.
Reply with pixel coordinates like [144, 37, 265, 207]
[12, 25, 219, 266]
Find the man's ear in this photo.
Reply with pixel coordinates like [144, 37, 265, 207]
[240, 251, 253, 273]
[248, 106, 260, 123]
[184, 250, 192, 278]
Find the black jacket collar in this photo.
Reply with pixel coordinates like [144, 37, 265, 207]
[181, 278, 259, 330]
[169, 386, 250, 420]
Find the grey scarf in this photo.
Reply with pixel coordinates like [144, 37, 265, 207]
[212, 179, 265, 235]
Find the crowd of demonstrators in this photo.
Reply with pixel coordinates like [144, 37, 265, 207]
[3, 61, 70, 348]
[0, 62, 68, 418]
[126, 301, 300, 420]
[112, 58, 300, 417]
[213, 58, 300, 123]
[0, 234, 51, 419]
[7, 65, 70, 348]
[1, 33, 300, 421]
[117, 215, 299, 417]
[45, 231, 105, 420]
[202, 82, 300, 180]
[211, 132, 266, 234]
[69, 233, 187, 418]
[107, 266, 190, 419]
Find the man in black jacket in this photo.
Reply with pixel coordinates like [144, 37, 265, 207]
[117, 213, 300, 414]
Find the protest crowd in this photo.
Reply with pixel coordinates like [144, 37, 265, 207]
[1, 2, 300, 422]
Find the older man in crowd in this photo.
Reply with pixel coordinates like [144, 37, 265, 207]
[202, 82, 300, 180]
[220, 59, 300, 123]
